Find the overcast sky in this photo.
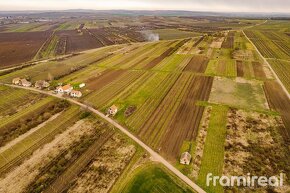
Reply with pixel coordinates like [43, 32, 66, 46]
[0, 0, 289, 12]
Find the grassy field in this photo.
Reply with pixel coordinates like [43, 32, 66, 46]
[209, 77, 268, 111]
[146, 29, 201, 40]
[197, 105, 228, 193]
[268, 59, 290, 93]
[119, 163, 194, 193]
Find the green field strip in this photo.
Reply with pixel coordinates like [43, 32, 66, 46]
[126, 72, 180, 131]
[0, 105, 80, 174]
[205, 59, 237, 77]
[0, 97, 55, 128]
[153, 54, 192, 72]
[267, 59, 290, 93]
[37, 35, 59, 59]
[197, 105, 228, 193]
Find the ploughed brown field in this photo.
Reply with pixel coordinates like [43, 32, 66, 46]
[86, 69, 126, 91]
[263, 80, 290, 143]
[252, 61, 266, 79]
[55, 30, 104, 54]
[0, 31, 50, 68]
[236, 60, 266, 79]
[183, 55, 209, 73]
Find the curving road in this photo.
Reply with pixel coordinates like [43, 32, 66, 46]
[2, 83, 206, 193]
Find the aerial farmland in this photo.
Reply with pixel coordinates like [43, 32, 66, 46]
[0, 8, 289, 193]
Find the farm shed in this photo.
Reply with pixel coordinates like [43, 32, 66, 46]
[180, 152, 191, 165]
[70, 90, 82, 98]
[79, 83, 86, 88]
[108, 105, 118, 116]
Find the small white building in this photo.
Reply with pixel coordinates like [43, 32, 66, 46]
[180, 152, 191, 165]
[79, 83, 86, 88]
[20, 79, 32, 87]
[56, 84, 73, 94]
[108, 105, 118, 116]
[70, 90, 82, 98]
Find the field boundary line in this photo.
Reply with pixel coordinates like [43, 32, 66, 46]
[1, 83, 206, 193]
[242, 30, 290, 99]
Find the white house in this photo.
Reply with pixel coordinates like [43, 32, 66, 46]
[70, 90, 82, 98]
[79, 83, 86, 88]
[180, 152, 191, 165]
[56, 84, 73, 94]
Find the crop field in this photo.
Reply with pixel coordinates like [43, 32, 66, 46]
[221, 32, 234, 49]
[144, 29, 201, 40]
[0, 85, 44, 116]
[85, 70, 146, 108]
[244, 30, 290, 59]
[0, 45, 120, 83]
[0, 105, 80, 174]
[268, 59, 290, 92]
[264, 80, 290, 142]
[236, 60, 266, 79]
[205, 59, 237, 77]
[183, 55, 209, 73]
[197, 105, 228, 193]
[209, 77, 268, 111]
[0, 31, 51, 68]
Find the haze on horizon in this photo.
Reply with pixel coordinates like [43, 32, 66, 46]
[0, 0, 289, 13]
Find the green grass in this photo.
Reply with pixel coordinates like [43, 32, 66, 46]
[267, 59, 290, 93]
[205, 59, 237, 77]
[36, 35, 59, 59]
[209, 77, 268, 111]
[197, 105, 228, 193]
[119, 163, 194, 193]
[147, 29, 201, 40]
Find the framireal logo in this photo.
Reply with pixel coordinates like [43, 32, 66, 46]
[206, 173, 284, 187]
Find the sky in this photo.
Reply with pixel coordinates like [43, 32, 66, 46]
[0, 0, 289, 12]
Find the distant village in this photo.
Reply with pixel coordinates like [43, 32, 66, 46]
[12, 77, 83, 98]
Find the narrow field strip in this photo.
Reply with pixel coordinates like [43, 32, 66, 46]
[197, 105, 228, 193]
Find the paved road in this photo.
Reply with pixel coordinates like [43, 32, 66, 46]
[3, 83, 206, 193]
[242, 30, 290, 99]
